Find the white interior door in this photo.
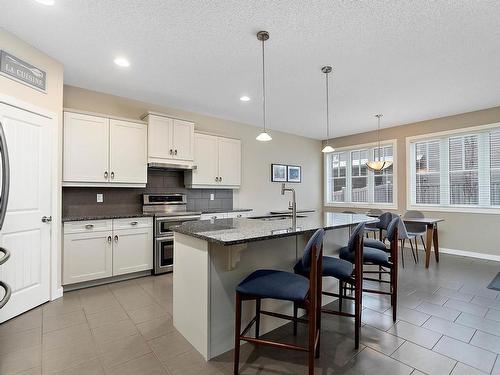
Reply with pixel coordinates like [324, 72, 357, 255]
[218, 137, 241, 186]
[0, 103, 52, 322]
[192, 133, 219, 185]
[109, 119, 147, 184]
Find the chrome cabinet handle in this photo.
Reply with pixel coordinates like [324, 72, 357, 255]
[169, 149, 173, 155]
[0, 120, 10, 231]
[114, 235, 118, 243]
[215, 176, 218, 182]
[104, 171, 109, 179]
[0, 247, 10, 266]
[174, 149, 178, 155]
[85, 224, 94, 229]
[107, 236, 112, 244]
[0, 281, 12, 309]
[237, 214, 242, 218]
[219, 176, 222, 182]
[110, 172, 115, 179]
[130, 221, 138, 226]
[211, 216, 217, 220]
[41, 216, 52, 223]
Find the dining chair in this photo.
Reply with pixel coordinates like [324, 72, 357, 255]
[403, 210, 427, 262]
[364, 209, 382, 238]
[397, 219, 418, 268]
[340, 217, 399, 321]
[234, 229, 324, 375]
[294, 223, 365, 349]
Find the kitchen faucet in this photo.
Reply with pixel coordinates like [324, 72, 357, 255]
[281, 183, 297, 228]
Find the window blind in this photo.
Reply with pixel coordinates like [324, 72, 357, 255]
[326, 143, 395, 206]
[410, 126, 500, 209]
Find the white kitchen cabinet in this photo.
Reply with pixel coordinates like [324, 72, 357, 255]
[63, 221, 113, 285]
[109, 119, 147, 183]
[63, 217, 153, 285]
[63, 112, 109, 183]
[185, 133, 241, 188]
[144, 113, 194, 164]
[112, 226, 153, 276]
[63, 111, 147, 187]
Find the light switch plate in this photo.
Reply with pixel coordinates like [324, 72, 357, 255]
[210, 193, 215, 201]
[97, 193, 103, 203]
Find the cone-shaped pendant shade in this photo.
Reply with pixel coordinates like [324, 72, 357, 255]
[322, 145, 335, 153]
[256, 131, 272, 142]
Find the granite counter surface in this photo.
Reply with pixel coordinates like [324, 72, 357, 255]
[172, 212, 377, 246]
[62, 213, 155, 222]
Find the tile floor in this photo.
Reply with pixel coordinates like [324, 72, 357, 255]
[1, 252, 500, 374]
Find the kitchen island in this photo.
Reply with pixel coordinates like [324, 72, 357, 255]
[172, 212, 376, 360]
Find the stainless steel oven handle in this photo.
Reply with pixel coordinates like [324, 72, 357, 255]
[156, 215, 201, 222]
[0, 120, 10, 231]
[155, 236, 174, 242]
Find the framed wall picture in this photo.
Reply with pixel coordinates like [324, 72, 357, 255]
[271, 164, 287, 182]
[287, 165, 301, 183]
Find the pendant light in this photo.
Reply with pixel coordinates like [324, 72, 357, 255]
[321, 66, 335, 153]
[365, 114, 393, 171]
[256, 31, 272, 142]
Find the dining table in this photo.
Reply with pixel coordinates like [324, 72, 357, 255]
[366, 213, 444, 268]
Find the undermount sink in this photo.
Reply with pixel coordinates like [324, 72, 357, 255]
[248, 214, 307, 221]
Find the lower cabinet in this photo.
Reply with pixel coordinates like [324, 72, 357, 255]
[63, 217, 153, 285]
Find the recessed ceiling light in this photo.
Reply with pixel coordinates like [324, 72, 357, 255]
[35, 0, 55, 5]
[240, 96, 250, 102]
[114, 57, 130, 68]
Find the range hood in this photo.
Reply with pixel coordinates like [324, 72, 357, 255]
[148, 162, 197, 170]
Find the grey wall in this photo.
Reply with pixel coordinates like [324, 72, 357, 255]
[62, 169, 233, 218]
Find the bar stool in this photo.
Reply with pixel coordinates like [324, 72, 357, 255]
[364, 209, 382, 238]
[294, 223, 365, 348]
[340, 217, 399, 321]
[234, 229, 324, 375]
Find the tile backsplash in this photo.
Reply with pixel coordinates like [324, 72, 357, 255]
[62, 169, 233, 218]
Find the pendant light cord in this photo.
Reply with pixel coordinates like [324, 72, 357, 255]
[261, 38, 266, 133]
[325, 71, 330, 143]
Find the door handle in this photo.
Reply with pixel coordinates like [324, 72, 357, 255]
[85, 224, 94, 229]
[130, 221, 138, 226]
[0, 120, 10, 231]
[104, 171, 109, 179]
[0, 247, 10, 266]
[107, 236, 112, 244]
[41, 216, 52, 223]
[110, 172, 115, 179]
[114, 235, 119, 243]
[215, 176, 219, 182]
[219, 176, 222, 182]
[0, 281, 11, 309]
[169, 149, 173, 155]
[174, 149, 178, 155]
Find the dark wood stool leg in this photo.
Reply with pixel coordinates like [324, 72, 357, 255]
[400, 239, 405, 268]
[234, 293, 242, 375]
[338, 281, 343, 312]
[308, 301, 316, 375]
[255, 298, 261, 338]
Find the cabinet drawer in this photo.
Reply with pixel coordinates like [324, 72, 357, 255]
[64, 220, 112, 234]
[113, 217, 152, 230]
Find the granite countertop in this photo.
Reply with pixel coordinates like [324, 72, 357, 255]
[200, 208, 253, 214]
[269, 209, 316, 215]
[172, 212, 378, 246]
[62, 213, 155, 222]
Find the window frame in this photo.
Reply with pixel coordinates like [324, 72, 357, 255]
[406, 122, 500, 214]
[324, 139, 398, 209]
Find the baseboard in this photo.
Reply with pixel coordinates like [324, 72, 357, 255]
[438, 247, 500, 262]
[51, 286, 64, 301]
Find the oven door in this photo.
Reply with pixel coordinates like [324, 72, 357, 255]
[154, 236, 174, 274]
[155, 215, 201, 237]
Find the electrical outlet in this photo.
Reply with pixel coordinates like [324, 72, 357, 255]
[210, 193, 215, 201]
[97, 194, 103, 203]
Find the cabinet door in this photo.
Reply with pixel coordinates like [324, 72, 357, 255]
[63, 231, 113, 284]
[109, 119, 147, 183]
[218, 137, 241, 186]
[63, 112, 109, 182]
[112, 227, 153, 276]
[172, 119, 194, 161]
[147, 115, 173, 159]
[192, 133, 219, 185]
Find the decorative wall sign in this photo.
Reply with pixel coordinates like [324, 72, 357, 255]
[287, 165, 302, 183]
[271, 164, 287, 182]
[0, 50, 47, 92]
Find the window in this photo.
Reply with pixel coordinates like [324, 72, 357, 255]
[325, 142, 396, 207]
[409, 124, 500, 211]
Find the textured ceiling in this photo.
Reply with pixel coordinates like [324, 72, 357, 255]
[1, 1, 500, 139]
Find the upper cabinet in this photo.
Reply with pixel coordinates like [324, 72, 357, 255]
[143, 113, 194, 164]
[185, 133, 241, 189]
[63, 111, 147, 187]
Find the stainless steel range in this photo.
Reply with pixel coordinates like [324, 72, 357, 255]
[143, 193, 200, 274]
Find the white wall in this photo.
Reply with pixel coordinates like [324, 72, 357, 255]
[63, 85, 323, 215]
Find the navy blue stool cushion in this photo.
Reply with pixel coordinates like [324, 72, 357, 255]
[294, 256, 353, 281]
[364, 238, 388, 251]
[339, 246, 390, 267]
[236, 269, 310, 302]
